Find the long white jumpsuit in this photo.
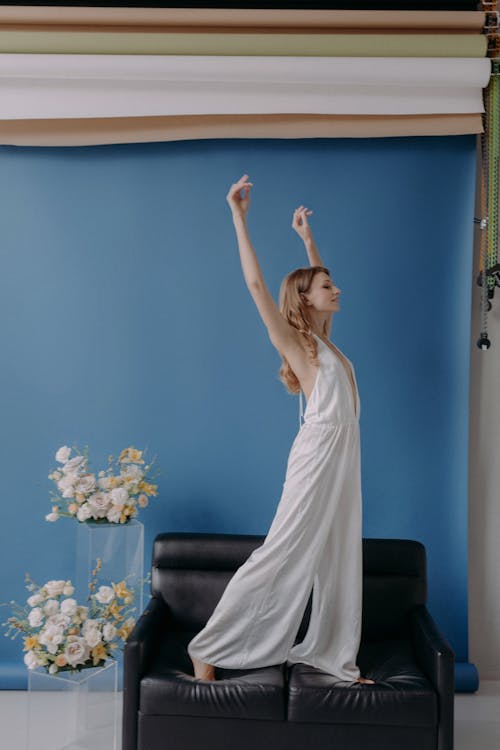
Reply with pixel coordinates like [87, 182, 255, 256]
[187, 332, 362, 681]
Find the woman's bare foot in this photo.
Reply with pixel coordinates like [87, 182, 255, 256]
[356, 676, 375, 684]
[190, 654, 216, 681]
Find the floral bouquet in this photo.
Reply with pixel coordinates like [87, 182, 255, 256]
[1, 559, 143, 675]
[46, 444, 159, 524]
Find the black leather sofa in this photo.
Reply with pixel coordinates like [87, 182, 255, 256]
[123, 532, 455, 750]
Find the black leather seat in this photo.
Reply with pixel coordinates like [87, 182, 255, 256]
[288, 639, 437, 724]
[123, 533, 454, 750]
[140, 630, 286, 720]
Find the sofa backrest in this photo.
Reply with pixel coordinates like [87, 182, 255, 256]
[151, 532, 427, 641]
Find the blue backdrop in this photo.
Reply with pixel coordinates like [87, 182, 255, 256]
[0, 135, 476, 688]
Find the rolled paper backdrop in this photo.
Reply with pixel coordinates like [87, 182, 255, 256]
[0, 113, 483, 147]
[0, 8, 486, 31]
[0, 31, 487, 58]
[0, 55, 491, 120]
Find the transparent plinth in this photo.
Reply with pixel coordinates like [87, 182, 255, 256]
[75, 519, 144, 688]
[27, 661, 118, 750]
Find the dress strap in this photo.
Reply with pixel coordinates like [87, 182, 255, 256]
[299, 389, 304, 427]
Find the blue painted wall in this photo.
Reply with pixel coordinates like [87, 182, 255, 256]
[0, 136, 476, 686]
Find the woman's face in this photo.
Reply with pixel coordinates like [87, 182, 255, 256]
[303, 273, 341, 312]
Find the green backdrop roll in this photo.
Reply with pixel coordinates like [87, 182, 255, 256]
[0, 30, 487, 57]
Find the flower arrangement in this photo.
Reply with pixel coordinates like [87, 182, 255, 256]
[1, 559, 143, 675]
[46, 445, 159, 524]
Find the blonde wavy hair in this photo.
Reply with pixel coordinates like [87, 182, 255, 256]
[278, 265, 331, 395]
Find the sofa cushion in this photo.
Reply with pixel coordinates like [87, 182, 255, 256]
[287, 638, 437, 727]
[140, 631, 286, 721]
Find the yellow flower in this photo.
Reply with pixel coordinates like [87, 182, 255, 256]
[108, 601, 124, 621]
[91, 643, 108, 666]
[117, 622, 134, 640]
[138, 482, 158, 496]
[23, 636, 39, 651]
[119, 447, 144, 464]
[112, 581, 133, 600]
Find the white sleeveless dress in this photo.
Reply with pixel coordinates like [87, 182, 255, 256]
[187, 333, 363, 681]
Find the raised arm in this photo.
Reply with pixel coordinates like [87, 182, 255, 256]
[226, 175, 264, 288]
[292, 205, 324, 267]
[226, 174, 299, 353]
[292, 205, 333, 338]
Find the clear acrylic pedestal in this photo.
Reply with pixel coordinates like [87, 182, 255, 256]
[75, 519, 144, 612]
[75, 519, 144, 688]
[27, 661, 118, 750]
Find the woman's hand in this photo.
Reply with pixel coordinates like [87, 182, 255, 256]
[226, 174, 253, 219]
[292, 205, 314, 242]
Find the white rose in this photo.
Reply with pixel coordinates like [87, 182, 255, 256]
[57, 475, 78, 499]
[95, 586, 114, 605]
[39, 626, 64, 654]
[82, 620, 101, 643]
[77, 503, 92, 522]
[46, 613, 71, 631]
[84, 628, 102, 648]
[60, 598, 77, 617]
[121, 466, 143, 486]
[28, 608, 44, 628]
[106, 507, 122, 524]
[49, 663, 58, 674]
[44, 580, 66, 597]
[102, 623, 116, 641]
[74, 474, 96, 495]
[55, 446, 71, 463]
[27, 594, 43, 608]
[24, 651, 40, 670]
[88, 492, 110, 519]
[108, 487, 128, 509]
[45, 513, 59, 522]
[43, 599, 59, 616]
[97, 476, 114, 490]
[62, 583, 74, 596]
[64, 636, 90, 667]
[82, 618, 99, 635]
[62, 456, 86, 474]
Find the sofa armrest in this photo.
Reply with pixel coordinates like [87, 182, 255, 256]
[122, 596, 171, 750]
[408, 604, 455, 750]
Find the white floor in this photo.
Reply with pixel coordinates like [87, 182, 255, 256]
[1, 682, 499, 749]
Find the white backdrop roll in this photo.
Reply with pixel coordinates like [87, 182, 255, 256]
[0, 54, 491, 120]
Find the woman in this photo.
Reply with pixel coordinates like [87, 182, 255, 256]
[187, 173, 375, 685]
